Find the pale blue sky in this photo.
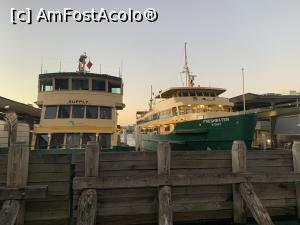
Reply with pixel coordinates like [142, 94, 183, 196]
[0, 0, 300, 125]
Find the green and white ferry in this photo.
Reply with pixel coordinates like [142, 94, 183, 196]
[135, 44, 256, 151]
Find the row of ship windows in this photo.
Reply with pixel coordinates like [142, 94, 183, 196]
[35, 133, 111, 149]
[40, 78, 122, 94]
[176, 91, 217, 97]
[44, 105, 112, 119]
[137, 105, 230, 124]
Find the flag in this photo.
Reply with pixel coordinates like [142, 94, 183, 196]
[87, 60, 93, 69]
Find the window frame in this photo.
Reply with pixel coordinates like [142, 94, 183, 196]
[44, 106, 57, 119]
[108, 80, 121, 94]
[72, 105, 85, 118]
[58, 105, 71, 119]
[72, 78, 89, 90]
[100, 106, 112, 119]
[92, 79, 106, 91]
[86, 106, 99, 119]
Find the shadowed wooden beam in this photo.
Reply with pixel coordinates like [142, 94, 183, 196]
[239, 182, 274, 225]
[0, 185, 48, 201]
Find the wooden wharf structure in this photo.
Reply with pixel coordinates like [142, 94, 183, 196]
[1, 140, 300, 225]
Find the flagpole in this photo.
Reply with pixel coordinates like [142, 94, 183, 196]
[241, 68, 246, 114]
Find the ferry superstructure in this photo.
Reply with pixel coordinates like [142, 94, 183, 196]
[135, 44, 256, 151]
[32, 54, 124, 149]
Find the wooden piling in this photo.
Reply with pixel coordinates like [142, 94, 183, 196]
[77, 141, 99, 225]
[292, 141, 300, 218]
[85, 141, 100, 177]
[6, 142, 29, 225]
[231, 140, 247, 224]
[157, 142, 172, 225]
[0, 200, 20, 225]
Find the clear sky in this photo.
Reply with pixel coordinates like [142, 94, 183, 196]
[0, 0, 300, 125]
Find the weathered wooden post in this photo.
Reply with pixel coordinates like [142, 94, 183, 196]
[292, 141, 300, 218]
[231, 140, 247, 224]
[4, 111, 18, 146]
[8, 142, 29, 225]
[0, 142, 47, 225]
[76, 141, 99, 225]
[157, 142, 172, 225]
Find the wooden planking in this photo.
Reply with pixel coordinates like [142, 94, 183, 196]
[253, 183, 296, 200]
[174, 210, 233, 222]
[247, 158, 293, 168]
[0, 185, 47, 200]
[73, 151, 156, 163]
[96, 214, 157, 225]
[0, 153, 72, 224]
[27, 154, 71, 224]
[73, 174, 246, 190]
[75, 160, 156, 172]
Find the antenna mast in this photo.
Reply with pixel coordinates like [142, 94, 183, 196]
[149, 85, 153, 110]
[183, 42, 196, 87]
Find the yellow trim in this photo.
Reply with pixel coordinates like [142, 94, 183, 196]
[34, 126, 115, 133]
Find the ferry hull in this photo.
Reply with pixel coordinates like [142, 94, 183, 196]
[139, 113, 256, 151]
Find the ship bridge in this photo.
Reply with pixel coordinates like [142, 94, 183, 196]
[33, 72, 125, 149]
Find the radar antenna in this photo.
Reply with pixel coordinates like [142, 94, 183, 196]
[78, 53, 87, 73]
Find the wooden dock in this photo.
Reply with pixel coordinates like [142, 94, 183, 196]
[1, 140, 300, 225]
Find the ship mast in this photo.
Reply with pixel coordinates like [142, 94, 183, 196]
[149, 85, 153, 110]
[183, 43, 196, 87]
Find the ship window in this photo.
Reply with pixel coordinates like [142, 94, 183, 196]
[211, 92, 216, 97]
[72, 79, 89, 90]
[66, 133, 80, 148]
[99, 134, 111, 148]
[179, 106, 185, 115]
[58, 105, 71, 118]
[100, 107, 112, 119]
[189, 91, 196, 96]
[204, 92, 209, 97]
[82, 133, 96, 146]
[86, 106, 98, 119]
[72, 105, 85, 118]
[182, 91, 189, 96]
[108, 81, 121, 94]
[196, 91, 202, 96]
[50, 133, 65, 149]
[55, 79, 69, 90]
[92, 79, 106, 91]
[35, 134, 48, 149]
[44, 106, 57, 119]
[40, 79, 53, 91]
[172, 107, 178, 116]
